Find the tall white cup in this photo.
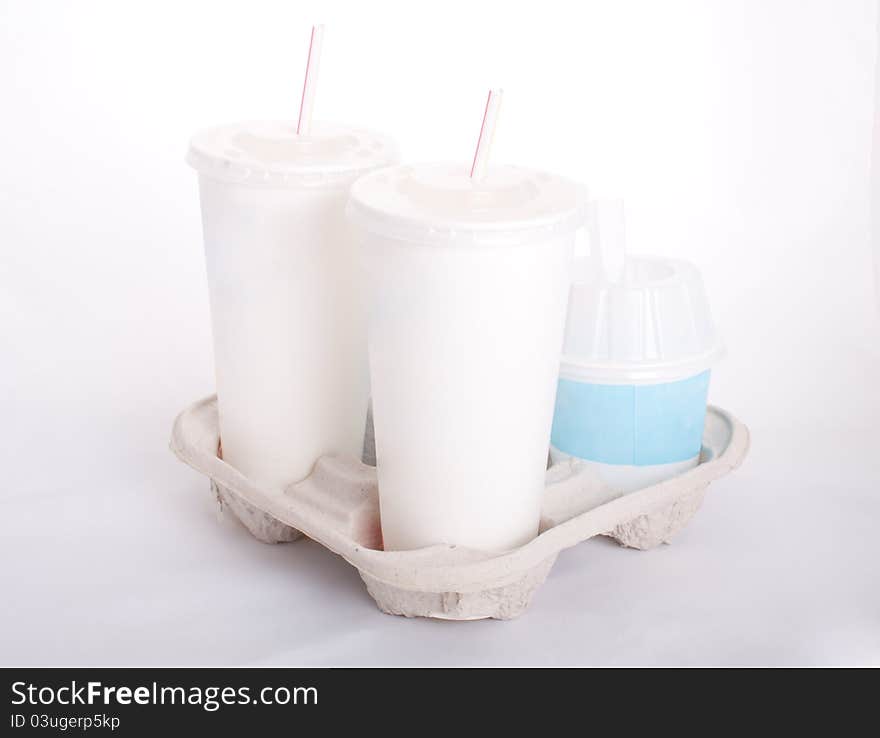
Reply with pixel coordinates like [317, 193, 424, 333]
[188, 122, 396, 490]
[347, 164, 585, 551]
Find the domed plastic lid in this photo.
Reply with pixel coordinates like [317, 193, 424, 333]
[346, 163, 586, 245]
[187, 121, 396, 188]
[561, 257, 724, 384]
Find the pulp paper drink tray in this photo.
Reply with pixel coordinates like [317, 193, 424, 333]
[170, 396, 750, 620]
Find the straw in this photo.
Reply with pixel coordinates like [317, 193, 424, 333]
[590, 198, 628, 285]
[296, 24, 325, 135]
[469, 88, 503, 181]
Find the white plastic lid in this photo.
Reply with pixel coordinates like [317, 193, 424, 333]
[561, 257, 724, 384]
[346, 163, 586, 245]
[187, 121, 396, 188]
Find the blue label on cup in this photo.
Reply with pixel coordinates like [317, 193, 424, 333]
[551, 371, 710, 466]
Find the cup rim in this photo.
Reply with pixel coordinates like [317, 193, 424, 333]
[559, 343, 725, 385]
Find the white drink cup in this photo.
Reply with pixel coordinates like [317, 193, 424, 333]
[188, 122, 396, 489]
[347, 164, 585, 551]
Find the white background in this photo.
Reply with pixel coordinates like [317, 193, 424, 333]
[1, 0, 878, 666]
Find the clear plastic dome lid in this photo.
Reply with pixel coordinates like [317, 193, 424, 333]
[346, 163, 586, 245]
[187, 121, 396, 188]
[561, 257, 724, 383]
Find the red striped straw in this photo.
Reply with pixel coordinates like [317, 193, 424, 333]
[296, 25, 325, 135]
[469, 88, 503, 181]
